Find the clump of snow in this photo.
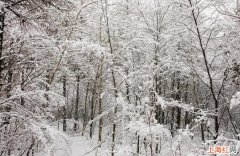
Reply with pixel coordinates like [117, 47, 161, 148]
[156, 96, 167, 109]
[142, 96, 150, 103]
[126, 120, 171, 138]
[0, 2, 5, 9]
[230, 92, 240, 109]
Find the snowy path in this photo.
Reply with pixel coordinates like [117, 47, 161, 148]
[54, 135, 95, 156]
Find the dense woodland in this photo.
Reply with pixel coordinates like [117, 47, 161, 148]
[0, 0, 240, 155]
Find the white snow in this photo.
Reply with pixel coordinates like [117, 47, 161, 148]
[38, 134, 95, 156]
[230, 92, 240, 109]
[0, 2, 5, 9]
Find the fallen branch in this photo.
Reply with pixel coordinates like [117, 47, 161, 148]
[83, 140, 105, 156]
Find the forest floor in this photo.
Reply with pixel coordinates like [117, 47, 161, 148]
[36, 132, 208, 156]
[51, 133, 202, 156]
[37, 122, 204, 156]
[54, 134, 95, 156]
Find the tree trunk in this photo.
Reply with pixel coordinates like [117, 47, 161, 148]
[63, 75, 67, 132]
[176, 74, 181, 129]
[125, 68, 131, 104]
[137, 134, 140, 154]
[45, 71, 51, 107]
[74, 75, 80, 131]
[188, 0, 219, 140]
[90, 66, 99, 138]
[111, 70, 118, 156]
[82, 81, 90, 135]
[20, 70, 25, 106]
[170, 73, 175, 136]
[100, 0, 119, 154]
[98, 57, 103, 143]
[0, 7, 5, 83]
[184, 82, 189, 128]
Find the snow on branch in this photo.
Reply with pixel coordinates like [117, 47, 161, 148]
[230, 92, 240, 109]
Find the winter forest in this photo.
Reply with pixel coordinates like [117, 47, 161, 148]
[0, 0, 240, 156]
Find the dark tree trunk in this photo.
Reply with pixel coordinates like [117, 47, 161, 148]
[20, 70, 25, 106]
[170, 73, 176, 136]
[125, 68, 131, 104]
[90, 67, 99, 138]
[171, 107, 175, 137]
[74, 75, 80, 131]
[176, 74, 181, 129]
[0, 7, 5, 83]
[98, 57, 103, 143]
[184, 82, 189, 127]
[137, 134, 140, 154]
[82, 81, 89, 135]
[188, 0, 219, 140]
[7, 69, 12, 98]
[63, 75, 67, 132]
[45, 72, 51, 107]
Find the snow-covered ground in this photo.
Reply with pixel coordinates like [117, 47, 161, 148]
[69, 136, 93, 156]
[55, 135, 95, 156]
[50, 134, 203, 156]
[36, 122, 206, 156]
[36, 133, 97, 156]
[36, 122, 96, 156]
